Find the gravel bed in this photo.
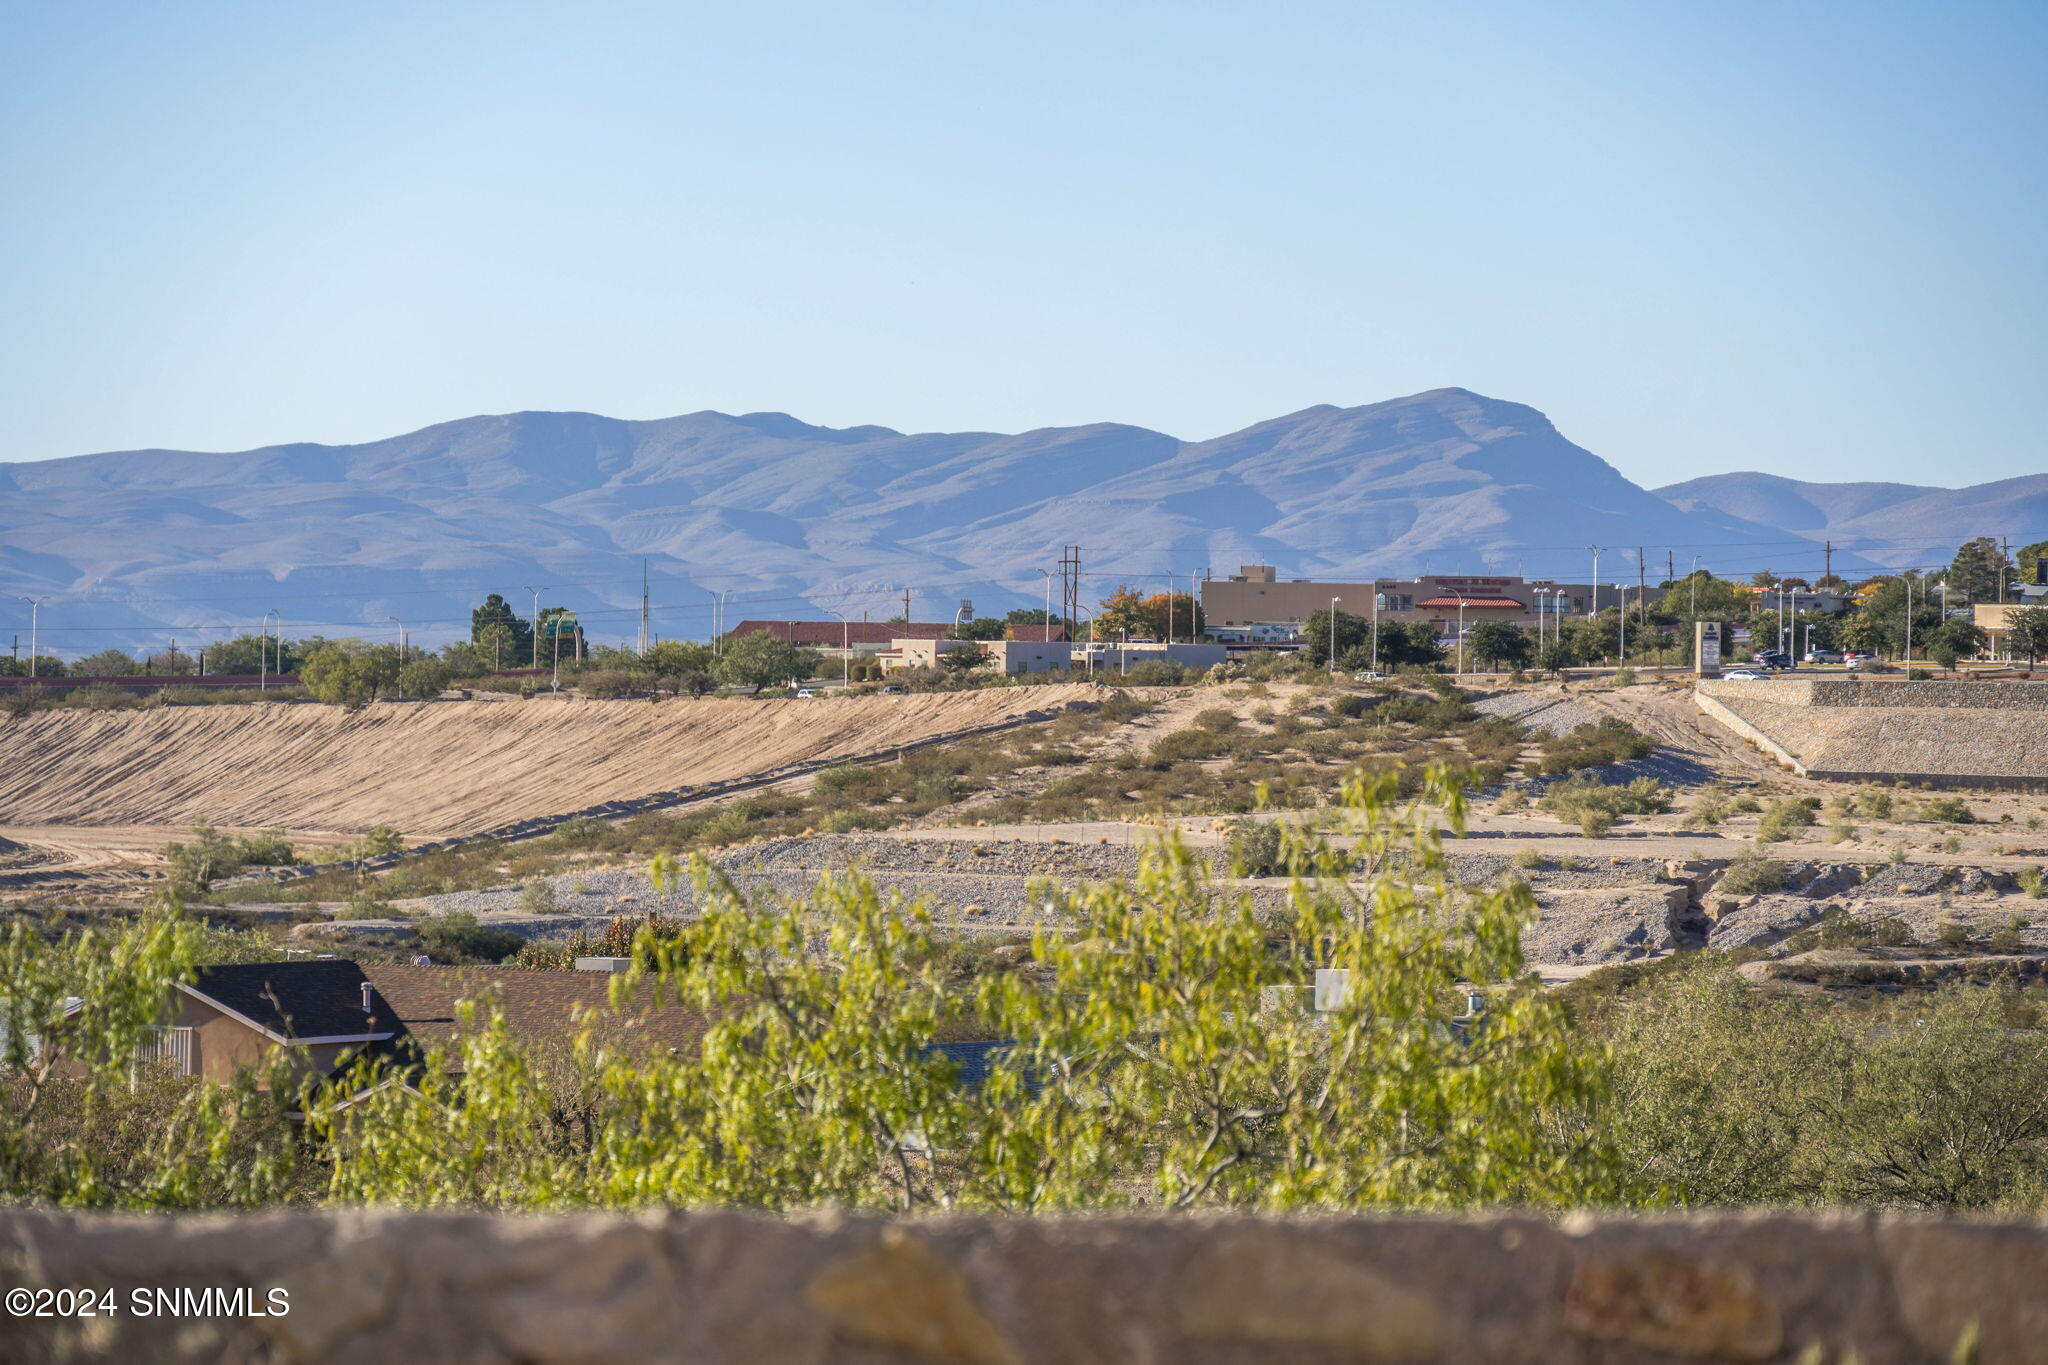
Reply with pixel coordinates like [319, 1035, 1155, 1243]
[1522, 889, 1690, 965]
[1470, 692, 1607, 737]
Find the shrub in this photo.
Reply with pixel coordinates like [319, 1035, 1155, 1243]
[1855, 789, 1894, 820]
[1612, 666, 1637, 686]
[415, 911, 527, 963]
[1936, 920, 1971, 950]
[1531, 718, 1656, 776]
[2020, 867, 2046, 899]
[1511, 848, 1545, 870]
[914, 772, 963, 805]
[1496, 788, 1529, 814]
[1756, 798, 1818, 844]
[1192, 708, 1239, 733]
[1871, 916, 1911, 947]
[818, 807, 887, 834]
[577, 668, 643, 699]
[519, 878, 558, 914]
[61, 684, 140, 710]
[1718, 853, 1788, 897]
[1225, 819, 1288, 877]
[1989, 919, 2028, 955]
[1124, 660, 1187, 687]
[1538, 775, 1671, 832]
[1918, 796, 1976, 825]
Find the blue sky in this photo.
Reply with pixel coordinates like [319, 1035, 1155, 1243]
[2, 0, 2042, 487]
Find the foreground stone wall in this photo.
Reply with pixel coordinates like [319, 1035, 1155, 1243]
[2, 1208, 2044, 1364]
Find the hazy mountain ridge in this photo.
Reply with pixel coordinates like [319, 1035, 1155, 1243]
[1656, 471, 2048, 569]
[0, 388, 2032, 652]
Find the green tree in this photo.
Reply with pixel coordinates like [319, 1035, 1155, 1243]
[1378, 619, 1446, 669]
[472, 593, 534, 664]
[1093, 586, 1153, 640]
[396, 657, 454, 699]
[938, 642, 989, 674]
[301, 640, 403, 704]
[0, 909, 306, 1208]
[712, 631, 817, 690]
[1535, 633, 1580, 676]
[1944, 536, 2011, 604]
[644, 639, 714, 681]
[474, 621, 520, 671]
[1464, 620, 1532, 671]
[947, 617, 1007, 641]
[199, 634, 275, 675]
[2005, 605, 2048, 664]
[1302, 607, 1370, 665]
[2018, 540, 2048, 588]
[74, 649, 141, 677]
[151, 646, 196, 676]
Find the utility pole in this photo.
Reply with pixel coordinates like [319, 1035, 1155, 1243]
[1587, 547, 1604, 616]
[1637, 547, 1647, 629]
[1666, 549, 1674, 590]
[2003, 536, 2012, 603]
[1824, 540, 1834, 586]
[523, 586, 541, 668]
[902, 587, 912, 623]
[639, 559, 650, 656]
[1059, 546, 1082, 639]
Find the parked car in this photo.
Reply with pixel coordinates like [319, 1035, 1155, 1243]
[881, 684, 906, 694]
[1721, 668, 1771, 681]
[1753, 651, 1794, 670]
[795, 688, 815, 699]
[1802, 650, 1843, 664]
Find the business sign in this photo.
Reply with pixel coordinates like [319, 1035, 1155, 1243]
[1695, 620, 1722, 677]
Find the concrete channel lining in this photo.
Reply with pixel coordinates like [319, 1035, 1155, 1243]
[1694, 678, 2048, 789]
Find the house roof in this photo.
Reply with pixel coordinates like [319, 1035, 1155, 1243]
[186, 960, 396, 1044]
[360, 963, 709, 1056]
[728, 620, 951, 646]
[1415, 596, 1526, 610]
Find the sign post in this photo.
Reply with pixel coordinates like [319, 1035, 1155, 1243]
[1695, 620, 1722, 678]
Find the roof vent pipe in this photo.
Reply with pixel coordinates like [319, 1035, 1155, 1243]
[361, 982, 373, 1015]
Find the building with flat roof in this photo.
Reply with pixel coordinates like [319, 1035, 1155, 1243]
[727, 620, 952, 655]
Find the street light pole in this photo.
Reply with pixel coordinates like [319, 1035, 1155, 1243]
[831, 612, 852, 687]
[261, 609, 281, 692]
[1370, 582, 1381, 675]
[17, 597, 47, 677]
[1587, 547, 1604, 616]
[522, 586, 541, 668]
[1616, 586, 1627, 663]
[1329, 596, 1340, 674]
[1456, 598, 1468, 676]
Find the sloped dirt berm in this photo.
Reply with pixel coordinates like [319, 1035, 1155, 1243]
[0, 688, 1102, 840]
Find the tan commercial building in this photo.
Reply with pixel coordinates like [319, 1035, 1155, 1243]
[1200, 566, 1639, 640]
[883, 638, 1074, 675]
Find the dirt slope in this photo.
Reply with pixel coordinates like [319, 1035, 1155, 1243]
[0, 688, 1097, 838]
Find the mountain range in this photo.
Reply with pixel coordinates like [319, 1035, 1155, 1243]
[2, 388, 2041, 654]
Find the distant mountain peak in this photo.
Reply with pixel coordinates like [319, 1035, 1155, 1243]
[3, 389, 2036, 652]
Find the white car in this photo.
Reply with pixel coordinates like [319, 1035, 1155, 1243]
[1721, 668, 1770, 681]
[795, 688, 815, 698]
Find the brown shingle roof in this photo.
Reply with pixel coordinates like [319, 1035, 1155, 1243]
[360, 963, 708, 1057]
